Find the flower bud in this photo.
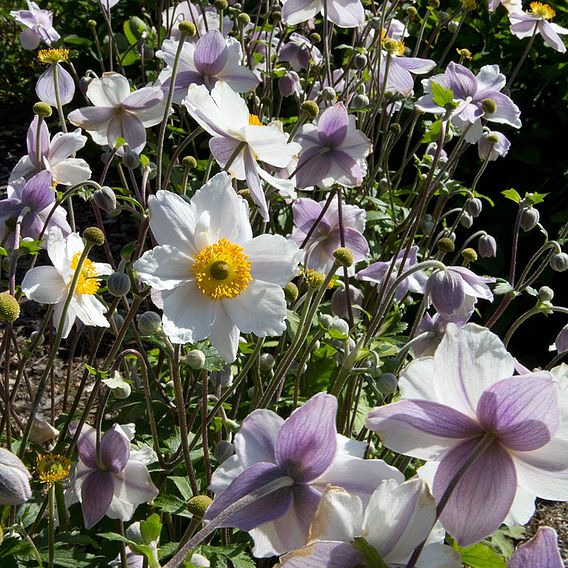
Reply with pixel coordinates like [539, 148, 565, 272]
[481, 98, 497, 114]
[538, 286, 554, 302]
[321, 86, 336, 102]
[354, 53, 367, 69]
[351, 94, 369, 110]
[461, 248, 478, 263]
[0, 448, 32, 505]
[333, 247, 353, 267]
[550, 252, 568, 272]
[478, 234, 497, 258]
[271, 10, 282, 22]
[460, 212, 473, 228]
[111, 313, 125, 333]
[519, 207, 540, 232]
[184, 349, 206, 370]
[447, 20, 460, 33]
[406, 6, 418, 17]
[279, 71, 301, 97]
[178, 20, 197, 36]
[214, 440, 235, 462]
[329, 317, 349, 336]
[113, 381, 132, 399]
[283, 282, 299, 303]
[377, 372, 398, 395]
[0, 292, 20, 322]
[30, 329, 45, 346]
[300, 100, 319, 119]
[310, 32, 321, 43]
[237, 12, 251, 26]
[554, 324, 568, 353]
[33, 102, 52, 117]
[83, 227, 105, 246]
[107, 272, 131, 297]
[370, 16, 382, 30]
[331, 286, 362, 320]
[259, 353, 276, 371]
[188, 495, 213, 518]
[429, 269, 465, 316]
[93, 185, 117, 213]
[319, 313, 334, 329]
[436, 237, 455, 253]
[138, 311, 162, 335]
[121, 149, 139, 169]
[182, 155, 198, 170]
[214, 0, 228, 9]
[465, 197, 482, 217]
[211, 365, 233, 388]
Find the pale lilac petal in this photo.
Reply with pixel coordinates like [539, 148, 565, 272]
[36, 64, 75, 107]
[111, 460, 159, 511]
[194, 30, 228, 76]
[20, 28, 41, 50]
[107, 112, 146, 154]
[325, 0, 364, 27]
[295, 147, 331, 189]
[275, 393, 338, 482]
[122, 86, 164, 112]
[183, 83, 231, 137]
[367, 400, 482, 460]
[68, 106, 116, 131]
[209, 136, 246, 179]
[483, 91, 521, 128]
[281, 0, 321, 26]
[50, 158, 92, 185]
[100, 425, 131, 473]
[87, 72, 130, 107]
[318, 103, 348, 147]
[205, 462, 293, 530]
[73, 423, 98, 469]
[327, 149, 364, 187]
[234, 409, 283, 467]
[243, 148, 269, 221]
[540, 21, 567, 53]
[292, 198, 326, 233]
[48, 130, 87, 165]
[342, 228, 369, 263]
[509, 527, 563, 568]
[81, 470, 114, 528]
[434, 438, 516, 546]
[396, 56, 436, 74]
[477, 374, 560, 451]
[279, 542, 362, 568]
[445, 62, 477, 99]
[27, 116, 49, 164]
[246, 125, 300, 169]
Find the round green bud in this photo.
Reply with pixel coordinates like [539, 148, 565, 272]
[319, 313, 334, 329]
[178, 20, 197, 37]
[214, 0, 228, 9]
[83, 227, 105, 246]
[377, 372, 398, 395]
[188, 495, 213, 518]
[113, 382, 132, 400]
[300, 100, 320, 119]
[259, 353, 276, 371]
[93, 185, 117, 214]
[406, 6, 418, 17]
[460, 212, 473, 228]
[351, 94, 369, 110]
[284, 282, 299, 303]
[461, 247, 478, 263]
[487, 133, 500, 144]
[333, 247, 354, 267]
[271, 9, 282, 22]
[437, 237, 455, 253]
[550, 252, 568, 272]
[107, 272, 131, 297]
[322, 86, 336, 102]
[138, 311, 162, 335]
[33, 102, 52, 118]
[520, 207, 540, 232]
[182, 155, 197, 170]
[428, 0, 440, 8]
[123, 149, 140, 169]
[0, 292, 20, 322]
[447, 20, 459, 33]
[87, 19, 97, 29]
[538, 286, 554, 302]
[482, 98, 497, 114]
[237, 12, 251, 26]
[354, 53, 367, 69]
[330, 317, 349, 336]
[111, 313, 125, 334]
[184, 349, 206, 370]
[310, 32, 321, 43]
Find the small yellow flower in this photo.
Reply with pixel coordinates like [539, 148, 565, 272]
[38, 48, 70, 65]
[530, 2, 556, 19]
[36, 453, 72, 485]
[456, 48, 473, 60]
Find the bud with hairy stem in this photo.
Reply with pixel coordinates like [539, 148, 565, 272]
[33, 101, 52, 117]
[138, 311, 162, 335]
[300, 100, 319, 119]
[93, 186, 117, 213]
[178, 20, 196, 36]
[478, 234, 497, 258]
[83, 227, 105, 246]
[519, 207, 540, 232]
[550, 252, 568, 272]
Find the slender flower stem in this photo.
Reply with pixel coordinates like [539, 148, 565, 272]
[35, 115, 45, 166]
[506, 23, 539, 92]
[52, 64, 68, 134]
[48, 484, 55, 568]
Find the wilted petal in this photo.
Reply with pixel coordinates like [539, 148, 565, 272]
[81, 470, 115, 528]
[509, 527, 563, 568]
[275, 393, 338, 482]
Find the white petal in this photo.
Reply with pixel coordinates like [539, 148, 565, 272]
[234, 409, 283, 468]
[210, 81, 250, 135]
[245, 125, 299, 168]
[209, 302, 240, 362]
[87, 72, 130, 107]
[21, 266, 66, 303]
[399, 357, 438, 401]
[416, 543, 462, 568]
[53, 300, 76, 339]
[210, 454, 245, 493]
[134, 245, 193, 290]
[183, 83, 231, 137]
[51, 158, 91, 185]
[504, 485, 536, 526]
[73, 295, 109, 328]
[48, 130, 87, 165]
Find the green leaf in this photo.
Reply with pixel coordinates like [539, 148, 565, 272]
[421, 120, 444, 143]
[351, 537, 388, 568]
[154, 494, 192, 517]
[170, 476, 193, 500]
[431, 81, 455, 108]
[140, 513, 162, 544]
[501, 188, 522, 203]
[454, 542, 506, 568]
[63, 34, 92, 47]
[524, 191, 547, 205]
[18, 239, 42, 255]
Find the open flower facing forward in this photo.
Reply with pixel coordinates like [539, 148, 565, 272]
[281, 0, 364, 27]
[294, 103, 372, 189]
[205, 393, 404, 557]
[133, 172, 302, 362]
[21, 227, 112, 338]
[11, 1, 60, 50]
[68, 72, 166, 155]
[183, 81, 300, 220]
[0, 171, 71, 248]
[157, 31, 258, 103]
[290, 196, 369, 273]
[278, 480, 461, 568]
[367, 324, 568, 546]
[509, 2, 568, 53]
[10, 116, 91, 185]
[71, 423, 158, 528]
[416, 62, 521, 143]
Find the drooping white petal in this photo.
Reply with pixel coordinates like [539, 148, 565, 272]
[21, 265, 67, 303]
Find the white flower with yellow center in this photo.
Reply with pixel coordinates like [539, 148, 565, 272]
[21, 227, 112, 338]
[133, 172, 302, 362]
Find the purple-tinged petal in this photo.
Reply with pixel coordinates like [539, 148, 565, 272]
[434, 438, 516, 546]
[21, 171, 54, 210]
[36, 64, 75, 107]
[279, 542, 362, 568]
[429, 269, 466, 316]
[291, 198, 328, 234]
[341, 228, 369, 263]
[540, 21, 567, 53]
[21, 213, 45, 239]
[396, 56, 436, 74]
[122, 86, 164, 112]
[509, 527, 563, 568]
[235, 409, 283, 467]
[81, 470, 114, 528]
[100, 424, 131, 473]
[477, 374, 560, 451]
[482, 91, 521, 128]
[75, 423, 98, 469]
[68, 106, 116, 130]
[383, 59, 414, 97]
[445, 62, 478, 99]
[367, 400, 482, 461]
[295, 147, 332, 189]
[205, 462, 293, 530]
[275, 393, 338, 482]
[19, 28, 41, 50]
[194, 30, 228, 76]
[0, 199, 24, 220]
[243, 148, 269, 222]
[328, 149, 364, 187]
[317, 103, 349, 147]
[281, 0, 320, 26]
[107, 112, 146, 155]
[27, 116, 49, 165]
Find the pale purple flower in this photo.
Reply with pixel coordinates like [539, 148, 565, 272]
[278, 480, 461, 568]
[279, 33, 322, 71]
[281, 0, 364, 27]
[380, 47, 435, 97]
[509, 3, 568, 53]
[509, 527, 563, 567]
[0, 448, 32, 505]
[294, 103, 372, 189]
[416, 62, 521, 143]
[206, 393, 403, 557]
[10, 1, 60, 50]
[357, 246, 428, 301]
[101, 0, 120, 10]
[427, 266, 493, 318]
[10, 117, 91, 185]
[367, 323, 568, 546]
[36, 59, 75, 108]
[182, 81, 300, 220]
[72, 423, 158, 529]
[279, 71, 302, 97]
[478, 234, 498, 258]
[0, 171, 70, 248]
[68, 72, 166, 155]
[157, 31, 258, 103]
[290, 195, 369, 273]
[478, 129, 511, 161]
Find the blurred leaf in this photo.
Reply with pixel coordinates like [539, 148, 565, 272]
[454, 542, 506, 568]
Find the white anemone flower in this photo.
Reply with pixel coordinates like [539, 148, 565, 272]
[21, 227, 112, 338]
[182, 81, 301, 221]
[133, 172, 302, 362]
